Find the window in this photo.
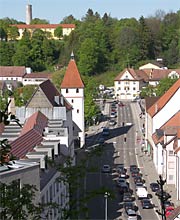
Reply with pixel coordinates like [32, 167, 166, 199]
[118, 81, 121, 84]
[50, 185, 53, 202]
[66, 89, 68, 93]
[118, 87, 121, 91]
[169, 150, 174, 156]
[71, 99, 74, 103]
[76, 88, 79, 93]
[133, 87, 136, 90]
[169, 175, 173, 181]
[168, 162, 174, 169]
[77, 109, 79, 113]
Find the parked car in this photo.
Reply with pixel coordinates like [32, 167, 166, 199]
[164, 200, 174, 208]
[116, 164, 125, 173]
[155, 190, 171, 200]
[124, 202, 137, 214]
[118, 102, 125, 107]
[141, 198, 154, 209]
[130, 165, 139, 173]
[150, 182, 160, 192]
[101, 165, 111, 173]
[116, 177, 129, 187]
[110, 112, 116, 118]
[134, 176, 144, 184]
[135, 182, 146, 189]
[126, 209, 138, 220]
[165, 206, 175, 217]
[123, 192, 134, 202]
[109, 119, 116, 126]
[119, 183, 130, 193]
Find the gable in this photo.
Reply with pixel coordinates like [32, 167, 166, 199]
[26, 87, 52, 108]
[120, 70, 134, 80]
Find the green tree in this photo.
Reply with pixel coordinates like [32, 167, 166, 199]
[54, 26, 63, 39]
[156, 77, 178, 96]
[0, 180, 42, 220]
[78, 38, 99, 75]
[7, 26, 19, 41]
[30, 18, 49, 24]
[0, 42, 15, 65]
[138, 16, 155, 60]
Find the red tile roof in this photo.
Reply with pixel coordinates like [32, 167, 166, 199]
[11, 24, 75, 29]
[0, 66, 26, 77]
[61, 58, 84, 88]
[148, 78, 180, 117]
[10, 111, 48, 158]
[114, 68, 148, 81]
[24, 72, 52, 79]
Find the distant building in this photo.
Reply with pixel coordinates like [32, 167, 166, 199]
[11, 23, 75, 40]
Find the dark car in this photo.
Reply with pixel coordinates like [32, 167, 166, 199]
[155, 190, 171, 200]
[131, 169, 142, 178]
[141, 199, 154, 209]
[134, 176, 144, 184]
[102, 127, 110, 136]
[164, 200, 174, 208]
[130, 165, 139, 173]
[123, 192, 134, 202]
[119, 183, 130, 193]
[150, 182, 160, 192]
[124, 202, 138, 214]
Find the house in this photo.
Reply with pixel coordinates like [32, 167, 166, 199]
[61, 53, 85, 148]
[145, 78, 180, 200]
[22, 72, 52, 85]
[139, 61, 166, 70]
[0, 66, 27, 84]
[11, 23, 75, 40]
[114, 68, 148, 100]
[114, 67, 180, 100]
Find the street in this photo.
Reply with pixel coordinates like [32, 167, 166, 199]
[78, 100, 160, 220]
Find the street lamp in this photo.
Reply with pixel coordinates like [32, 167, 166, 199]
[157, 175, 167, 220]
[104, 192, 110, 220]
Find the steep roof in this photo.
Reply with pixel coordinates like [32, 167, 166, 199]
[61, 58, 84, 88]
[27, 79, 72, 110]
[11, 111, 48, 158]
[0, 66, 26, 77]
[152, 111, 180, 144]
[114, 68, 148, 81]
[148, 78, 180, 117]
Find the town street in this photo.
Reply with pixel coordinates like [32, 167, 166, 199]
[77, 101, 160, 220]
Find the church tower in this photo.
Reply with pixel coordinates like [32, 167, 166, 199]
[61, 53, 85, 148]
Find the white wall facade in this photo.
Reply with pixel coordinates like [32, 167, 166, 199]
[153, 89, 180, 132]
[61, 87, 85, 148]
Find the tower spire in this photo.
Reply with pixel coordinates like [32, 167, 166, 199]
[71, 51, 74, 60]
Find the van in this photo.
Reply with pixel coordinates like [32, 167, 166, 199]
[136, 187, 148, 199]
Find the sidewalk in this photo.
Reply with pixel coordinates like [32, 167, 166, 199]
[134, 101, 180, 209]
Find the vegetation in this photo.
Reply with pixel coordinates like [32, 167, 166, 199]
[1, 9, 180, 122]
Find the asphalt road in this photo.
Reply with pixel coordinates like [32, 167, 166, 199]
[78, 101, 160, 220]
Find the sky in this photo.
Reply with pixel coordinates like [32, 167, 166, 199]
[0, 0, 180, 23]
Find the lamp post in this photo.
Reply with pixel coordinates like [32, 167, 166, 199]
[157, 175, 167, 220]
[104, 192, 110, 220]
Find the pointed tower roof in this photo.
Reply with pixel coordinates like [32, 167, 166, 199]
[61, 55, 84, 89]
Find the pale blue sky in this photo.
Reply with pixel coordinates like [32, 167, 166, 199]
[0, 0, 180, 23]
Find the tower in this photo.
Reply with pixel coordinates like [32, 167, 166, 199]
[26, 4, 32, 24]
[61, 52, 85, 148]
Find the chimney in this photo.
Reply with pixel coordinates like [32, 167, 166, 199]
[26, 4, 32, 24]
